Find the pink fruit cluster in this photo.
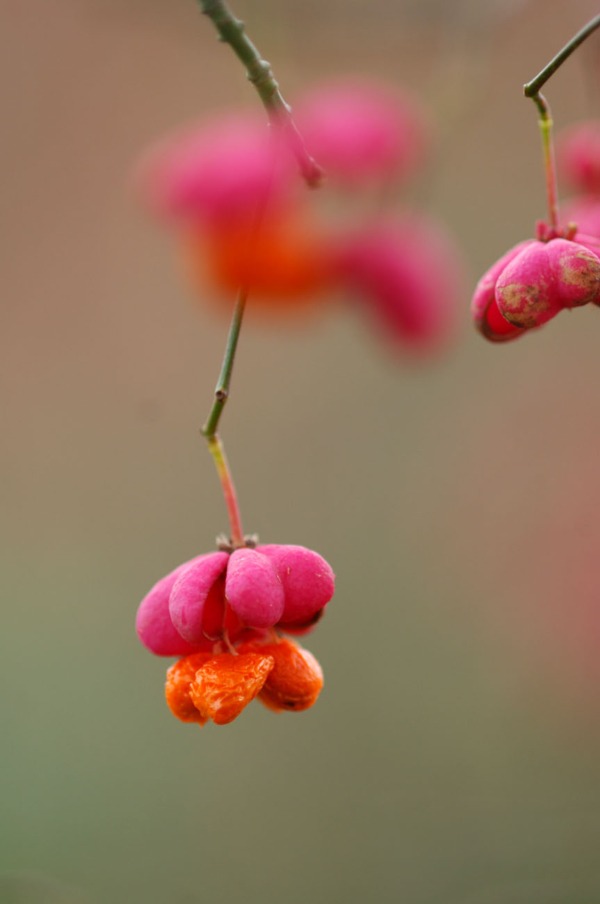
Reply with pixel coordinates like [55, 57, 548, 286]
[558, 120, 600, 239]
[472, 221, 600, 342]
[136, 543, 335, 657]
[137, 78, 465, 355]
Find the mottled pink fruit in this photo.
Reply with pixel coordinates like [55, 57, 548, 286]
[575, 232, 600, 272]
[169, 551, 229, 644]
[135, 112, 296, 226]
[472, 235, 600, 341]
[335, 215, 464, 352]
[496, 238, 600, 328]
[295, 79, 428, 184]
[258, 545, 335, 625]
[136, 556, 213, 656]
[472, 240, 532, 342]
[557, 121, 600, 194]
[225, 548, 285, 628]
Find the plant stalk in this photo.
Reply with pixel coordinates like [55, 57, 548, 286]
[534, 93, 559, 229]
[201, 288, 247, 547]
[202, 288, 247, 439]
[523, 16, 600, 230]
[524, 15, 600, 98]
[197, 0, 323, 187]
[206, 434, 245, 548]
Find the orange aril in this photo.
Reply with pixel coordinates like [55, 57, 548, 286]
[190, 652, 274, 725]
[165, 652, 214, 725]
[184, 214, 334, 303]
[240, 638, 324, 712]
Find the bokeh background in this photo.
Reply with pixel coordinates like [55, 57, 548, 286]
[3, 1, 600, 901]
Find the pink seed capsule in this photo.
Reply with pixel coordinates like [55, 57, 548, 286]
[550, 237, 600, 308]
[575, 234, 600, 303]
[225, 548, 285, 628]
[138, 541, 335, 661]
[496, 238, 600, 328]
[471, 240, 533, 342]
[258, 544, 335, 625]
[136, 556, 214, 656]
[169, 551, 229, 644]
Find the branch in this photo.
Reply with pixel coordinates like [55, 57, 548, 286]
[201, 287, 247, 440]
[524, 14, 600, 97]
[198, 0, 324, 187]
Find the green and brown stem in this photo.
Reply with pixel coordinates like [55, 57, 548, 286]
[524, 15, 600, 231]
[201, 289, 248, 548]
[195, 0, 324, 546]
[197, 0, 323, 187]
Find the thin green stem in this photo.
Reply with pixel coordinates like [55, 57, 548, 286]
[202, 288, 247, 439]
[197, 0, 323, 187]
[201, 289, 247, 548]
[524, 15, 600, 98]
[522, 17, 600, 230]
[194, 0, 321, 546]
[534, 93, 559, 229]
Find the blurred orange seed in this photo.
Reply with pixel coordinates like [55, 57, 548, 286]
[184, 216, 335, 303]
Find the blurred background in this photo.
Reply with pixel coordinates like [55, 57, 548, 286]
[3, 0, 600, 901]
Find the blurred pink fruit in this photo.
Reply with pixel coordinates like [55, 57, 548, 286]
[557, 120, 600, 195]
[135, 112, 297, 227]
[336, 214, 465, 352]
[561, 195, 600, 240]
[295, 79, 429, 184]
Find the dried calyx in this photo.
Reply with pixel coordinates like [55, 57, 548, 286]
[216, 533, 259, 553]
